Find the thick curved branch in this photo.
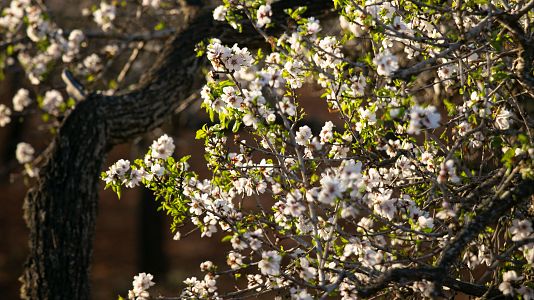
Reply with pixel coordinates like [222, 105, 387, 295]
[357, 267, 502, 298]
[357, 177, 533, 299]
[437, 177, 534, 269]
[100, 0, 334, 145]
[496, 14, 534, 91]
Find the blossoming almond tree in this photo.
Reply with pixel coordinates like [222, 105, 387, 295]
[101, 0, 534, 299]
[1, 0, 534, 299]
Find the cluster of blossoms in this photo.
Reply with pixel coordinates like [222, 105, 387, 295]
[0, 0, 30, 33]
[180, 261, 219, 299]
[127, 273, 155, 300]
[102, 134, 176, 190]
[62, 30, 85, 63]
[0, 86, 69, 129]
[93, 2, 116, 32]
[0, 0, 89, 85]
[206, 39, 253, 73]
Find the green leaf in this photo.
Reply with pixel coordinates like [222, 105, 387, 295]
[443, 98, 456, 116]
[41, 113, 50, 122]
[232, 120, 241, 132]
[108, 79, 118, 90]
[154, 21, 165, 31]
[501, 149, 515, 167]
[196, 128, 207, 140]
[6, 45, 14, 56]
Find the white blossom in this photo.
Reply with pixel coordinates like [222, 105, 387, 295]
[0, 104, 12, 127]
[83, 54, 102, 73]
[499, 270, 522, 296]
[407, 105, 441, 134]
[16, 142, 35, 164]
[373, 50, 399, 77]
[259, 250, 282, 276]
[509, 219, 533, 241]
[93, 2, 116, 32]
[495, 108, 514, 130]
[142, 0, 160, 8]
[227, 251, 243, 270]
[417, 215, 434, 229]
[150, 134, 175, 160]
[13, 88, 32, 112]
[295, 126, 312, 146]
[319, 121, 334, 144]
[129, 272, 155, 300]
[213, 5, 227, 21]
[42, 90, 64, 116]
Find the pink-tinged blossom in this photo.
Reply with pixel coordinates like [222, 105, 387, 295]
[278, 97, 296, 116]
[256, 5, 272, 27]
[83, 54, 102, 73]
[304, 17, 321, 35]
[227, 251, 243, 270]
[103, 159, 130, 185]
[221, 86, 243, 109]
[317, 174, 344, 205]
[126, 168, 143, 188]
[207, 41, 231, 71]
[437, 159, 460, 184]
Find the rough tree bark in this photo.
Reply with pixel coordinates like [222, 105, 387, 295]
[19, 1, 333, 299]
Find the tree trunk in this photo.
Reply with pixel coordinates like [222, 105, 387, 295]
[20, 99, 108, 299]
[19, 1, 333, 298]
